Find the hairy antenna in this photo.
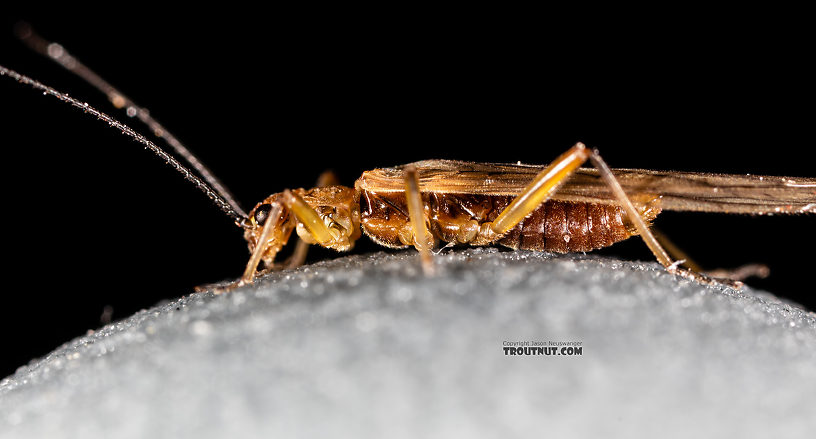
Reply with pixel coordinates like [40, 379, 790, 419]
[14, 22, 248, 220]
[0, 64, 249, 225]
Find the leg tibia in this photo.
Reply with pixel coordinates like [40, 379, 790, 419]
[404, 165, 435, 275]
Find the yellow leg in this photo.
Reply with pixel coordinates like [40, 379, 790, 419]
[237, 181, 342, 287]
[486, 144, 726, 284]
[241, 202, 284, 284]
[587, 150, 673, 268]
[315, 170, 340, 188]
[490, 143, 592, 235]
[284, 239, 311, 270]
[587, 149, 739, 287]
[653, 228, 769, 281]
[282, 190, 336, 246]
[404, 165, 435, 275]
[202, 200, 287, 293]
[284, 171, 339, 269]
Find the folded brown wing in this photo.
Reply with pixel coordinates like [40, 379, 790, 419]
[356, 160, 816, 215]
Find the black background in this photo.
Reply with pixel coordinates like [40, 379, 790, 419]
[0, 11, 813, 377]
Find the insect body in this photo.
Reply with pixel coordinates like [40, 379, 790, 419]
[3, 26, 815, 290]
[242, 157, 815, 284]
[357, 161, 816, 253]
[247, 163, 653, 263]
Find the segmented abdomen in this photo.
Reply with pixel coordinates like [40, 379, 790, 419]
[496, 198, 631, 252]
[359, 191, 636, 253]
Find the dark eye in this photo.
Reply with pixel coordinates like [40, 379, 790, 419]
[253, 204, 272, 225]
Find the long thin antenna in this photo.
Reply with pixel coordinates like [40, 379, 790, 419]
[14, 22, 248, 220]
[0, 64, 249, 225]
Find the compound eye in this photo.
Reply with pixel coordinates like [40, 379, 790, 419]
[253, 204, 272, 225]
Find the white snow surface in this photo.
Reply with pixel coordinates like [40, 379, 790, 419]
[1, 249, 814, 438]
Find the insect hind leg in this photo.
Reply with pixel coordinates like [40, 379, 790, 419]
[486, 142, 674, 268]
[486, 143, 740, 288]
[586, 150, 673, 267]
[652, 228, 770, 282]
[587, 150, 743, 288]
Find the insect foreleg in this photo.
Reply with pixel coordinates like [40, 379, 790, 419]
[403, 165, 436, 275]
[282, 190, 337, 246]
[282, 171, 340, 269]
[240, 188, 342, 286]
[241, 202, 284, 284]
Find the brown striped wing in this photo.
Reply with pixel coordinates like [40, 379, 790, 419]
[355, 160, 816, 215]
